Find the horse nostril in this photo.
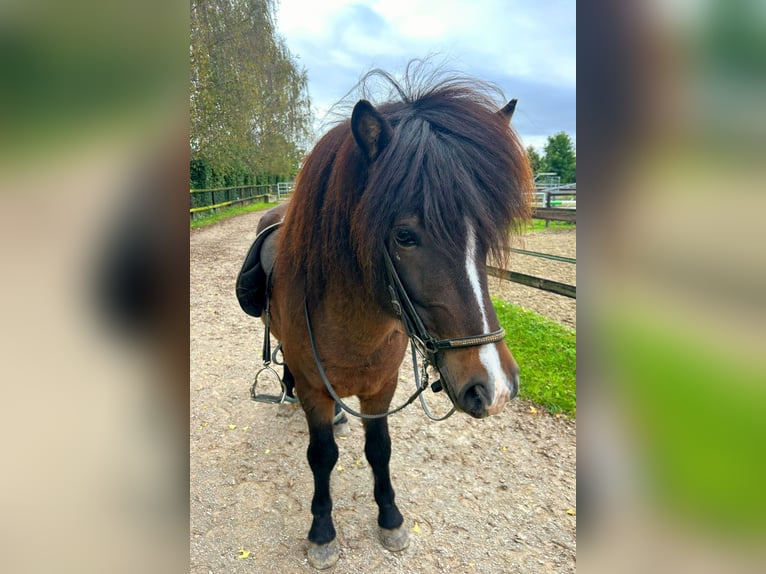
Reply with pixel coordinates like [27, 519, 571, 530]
[459, 381, 490, 418]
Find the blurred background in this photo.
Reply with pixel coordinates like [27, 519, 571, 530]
[0, 0, 764, 573]
[0, 1, 188, 573]
[578, 0, 766, 572]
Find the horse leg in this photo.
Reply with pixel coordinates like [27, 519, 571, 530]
[282, 363, 296, 399]
[304, 393, 340, 569]
[333, 402, 350, 436]
[281, 366, 345, 435]
[361, 392, 409, 552]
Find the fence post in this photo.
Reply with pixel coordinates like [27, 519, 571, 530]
[545, 191, 551, 228]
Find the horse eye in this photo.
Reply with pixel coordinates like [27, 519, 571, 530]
[394, 228, 418, 247]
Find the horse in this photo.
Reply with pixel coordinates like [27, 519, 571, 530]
[243, 69, 532, 569]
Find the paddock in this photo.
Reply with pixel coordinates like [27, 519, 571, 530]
[190, 210, 576, 573]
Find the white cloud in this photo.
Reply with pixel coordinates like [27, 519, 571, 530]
[275, 0, 575, 144]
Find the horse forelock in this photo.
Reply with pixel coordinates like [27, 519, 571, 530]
[280, 72, 533, 299]
[352, 85, 533, 287]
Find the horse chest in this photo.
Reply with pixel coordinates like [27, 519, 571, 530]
[320, 325, 407, 372]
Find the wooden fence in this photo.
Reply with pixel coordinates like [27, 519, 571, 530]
[190, 183, 576, 298]
[189, 182, 294, 219]
[533, 188, 576, 224]
[532, 207, 576, 223]
[488, 266, 576, 299]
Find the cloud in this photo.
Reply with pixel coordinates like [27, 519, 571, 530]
[276, 0, 575, 146]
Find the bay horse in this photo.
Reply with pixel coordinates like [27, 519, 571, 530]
[246, 70, 531, 568]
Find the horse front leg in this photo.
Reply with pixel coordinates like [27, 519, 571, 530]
[304, 393, 340, 569]
[361, 391, 410, 552]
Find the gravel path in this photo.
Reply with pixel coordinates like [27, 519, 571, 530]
[190, 209, 576, 573]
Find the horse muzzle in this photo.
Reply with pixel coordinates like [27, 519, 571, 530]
[456, 370, 519, 418]
[439, 352, 519, 419]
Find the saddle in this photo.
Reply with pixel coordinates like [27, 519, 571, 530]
[236, 222, 281, 318]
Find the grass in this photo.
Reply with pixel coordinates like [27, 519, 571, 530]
[492, 298, 576, 417]
[190, 201, 278, 229]
[602, 308, 766, 536]
[526, 219, 576, 232]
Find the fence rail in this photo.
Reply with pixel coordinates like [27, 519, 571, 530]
[488, 266, 576, 299]
[532, 207, 576, 223]
[189, 193, 271, 215]
[510, 248, 576, 264]
[190, 183, 577, 299]
[189, 182, 294, 219]
[502, 198, 577, 297]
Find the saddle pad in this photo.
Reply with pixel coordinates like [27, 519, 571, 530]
[236, 222, 281, 317]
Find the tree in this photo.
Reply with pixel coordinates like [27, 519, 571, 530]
[190, 0, 313, 187]
[541, 132, 576, 183]
[526, 145, 543, 174]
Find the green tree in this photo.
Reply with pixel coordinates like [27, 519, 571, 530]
[541, 132, 576, 183]
[526, 145, 543, 174]
[190, 0, 313, 187]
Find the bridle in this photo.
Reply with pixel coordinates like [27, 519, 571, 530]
[382, 249, 506, 364]
[303, 247, 506, 421]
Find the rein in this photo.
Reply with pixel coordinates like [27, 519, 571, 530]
[304, 300, 431, 420]
[301, 249, 507, 421]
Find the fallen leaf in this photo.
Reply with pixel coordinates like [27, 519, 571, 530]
[338, 436, 348, 441]
[228, 424, 237, 430]
[412, 522, 420, 534]
[242, 426, 249, 431]
[264, 449, 270, 455]
[501, 446, 508, 451]
[337, 465, 345, 472]
[238, 547, 250, 559]
[566, 508, 576, 516]
[356, 460, 362, 467]
[529, 406, 538, 414]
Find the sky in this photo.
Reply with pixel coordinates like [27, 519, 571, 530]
[274, 0, 575, 152]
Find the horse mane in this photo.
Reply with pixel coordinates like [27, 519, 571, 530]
[279, 64, 533, 298]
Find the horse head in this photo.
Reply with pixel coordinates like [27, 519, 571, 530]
[350, 93, 530, 418]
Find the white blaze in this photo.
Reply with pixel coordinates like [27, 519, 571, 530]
[464, 223, 512, 411]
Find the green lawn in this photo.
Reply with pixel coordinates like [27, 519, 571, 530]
[603, 309, 766, 536]
[493, 298, 576, 417]
[190, 201, 278, 229]
[526, 219, 576, 232]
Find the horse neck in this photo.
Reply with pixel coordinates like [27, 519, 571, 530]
[320, 271, 389, 318]
[313, 276, 402, 357]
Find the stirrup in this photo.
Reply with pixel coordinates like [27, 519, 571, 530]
[250, 364, 296, 404]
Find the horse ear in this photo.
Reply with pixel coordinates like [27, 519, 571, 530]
[351, 100, 392, 161]
[497, 98, 518, 123]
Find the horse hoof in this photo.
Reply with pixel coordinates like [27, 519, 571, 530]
[379, 523, 410, 552]
[307, 539, 339, 570]
[333, 420, 350, 437]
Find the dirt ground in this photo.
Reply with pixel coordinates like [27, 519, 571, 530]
[190, 209, 576, 573]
